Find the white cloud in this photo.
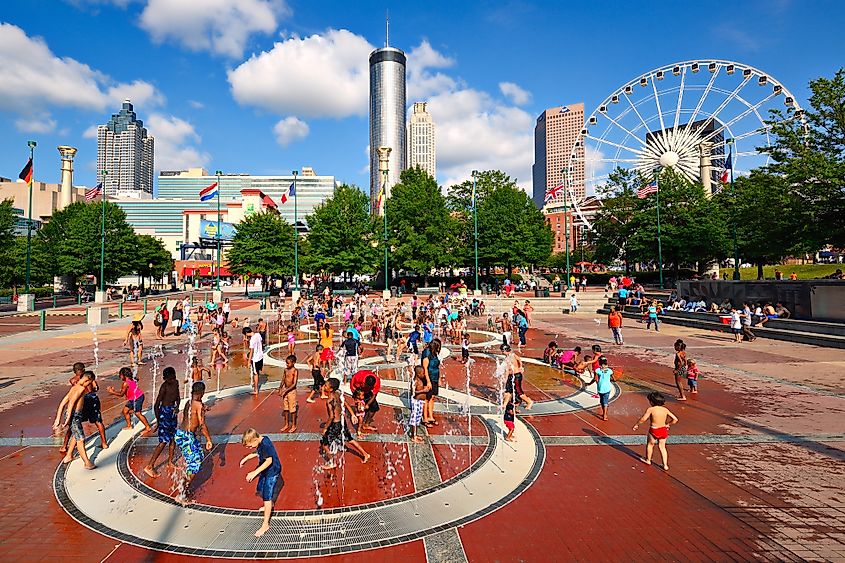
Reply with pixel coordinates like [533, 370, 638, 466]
[188, 100, 205, 109]
[0, 23, 161, 114]
[107, 79, 164, 108]
[228, 29, 372, 118]
[273, 116, 309, 146]
[146, 113, 210, 171]
[139, 0, 288, 58]
[14, 113, 57, 134]
[499, 82, 531, 105]
[407, 40, 456, 101]
[82, 125, 98, 139]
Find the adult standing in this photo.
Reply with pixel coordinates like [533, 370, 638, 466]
[244, 327, 265, 395]
[421, 338, 442, 427]
[672, 339, 687, 401]
[580, 276, 587, 293]
[523, 300, 534, 327]
[515, 310, 529, 348]
[607, 306, 624, 345]
[741, 302, 756, 342]
[172, 300, 184, 336]
[503, 344, 534, 410]
[222, 298, 231, 325]
[570, 274, 577, 293]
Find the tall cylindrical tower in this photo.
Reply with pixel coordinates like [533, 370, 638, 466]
[369, 46, 406, 211]
[57, 146, 77, 210]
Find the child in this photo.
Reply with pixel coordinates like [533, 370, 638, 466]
[53, 371, 96, 469]
[144, 366, 180, 478]
[240, 428, 282, 538]
[189, 356, 210, 382]
[306, 345, 327, 403]
[486, 313, 494, 332]
[686, 359, 700, 393]
[543, 341, 558, 366]
[353, 388, 367, 434]
[408, 366, 429, 443]
[62, 363, 108, 452]
[286, 325, 296, 355]
[407, 325, 421, 355]
[587, 357, 615, 421]
[278, 354, 298, 433]
[174, 381, 213, 503]
[319, 378, 370, 469]
[107, 367, 153, 432]
[460, 332, 470, 364]
[504, 400, 515, 442]
[633, 391, 679, 471]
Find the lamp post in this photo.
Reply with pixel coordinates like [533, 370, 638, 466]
[560, 168, 571, 294]
[377, 147, 392, 297]
[471, 170, 479, 293]
[24, 140, 36, 294]
[215, 170, 222, 291]
[726, 139, 741, 280]
[292, 170, 299, 291]
[99, 169, 107, 294]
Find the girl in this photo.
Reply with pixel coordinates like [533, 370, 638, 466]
[353, 388, 367, 434]
[673, 339, 688, 401]
[686, 358, 700, 393]
[523, 300, 534, 327]
[222, 298, 231, 325]
[124, 319, 144, 366]
[211, 332, 228, 383]
[107, 367, 152, 432]
[286, 325, 296, 355]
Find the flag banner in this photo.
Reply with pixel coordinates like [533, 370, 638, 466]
[544, 184, 564, 202]
[19, 158, 32, 185]
[199, 182, 218, 201]
[376, 187, 385, 211]
[719, 152, 732, 183]
[288, 182, 296, 197]
[637, 183, 659, 199]
[281, 194, 288, 204]
[84, 183, 102, 202]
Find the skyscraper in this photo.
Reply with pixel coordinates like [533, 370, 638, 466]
[532, 103, 585, 209]
[97, 100, 154, 198]
[369, 42, 407, 212]
[407, 102, 436, 179]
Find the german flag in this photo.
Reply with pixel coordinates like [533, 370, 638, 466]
[19, 158, 32, 186]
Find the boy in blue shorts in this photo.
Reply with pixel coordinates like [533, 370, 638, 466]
[588, 357, 615, 421]
[174, 381, 212, 504]
[241, 428, 283, 538]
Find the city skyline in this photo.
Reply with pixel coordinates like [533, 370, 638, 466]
[97, 100, 154, 197]
[407, 102, 436, 180]
[0, 1, 843, 199]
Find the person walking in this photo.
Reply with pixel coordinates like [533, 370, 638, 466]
[607, 306, 624, 345]
[741, 302, 756, 342]
[672, 340, 687, 401]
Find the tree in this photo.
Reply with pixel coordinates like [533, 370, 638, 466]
[0, 237, 53, 290]
[38, 201, 138, 285]
[134, 234, 174, 288]
[476, 182, 553, 275]
[386, 167, 458, 281]
[590, 168, 644, 270]
[304, 184, 378, 278]
[226, 212, 295, 284]
[763, 69, 845, 248]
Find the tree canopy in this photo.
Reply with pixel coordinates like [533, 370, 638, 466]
[226, 211, 295, 281]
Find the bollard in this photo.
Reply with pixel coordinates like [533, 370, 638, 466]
[204, 292, 209, 303]
[77, 294, 82, 305]
[119, 301, 124, 318]
[144, 298, 148, 314]
[190, 292, 194, 306]
[52, 295, 57, 309]
[40, 310, 46, 331]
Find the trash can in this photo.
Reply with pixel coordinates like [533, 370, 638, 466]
[543, 287, 550, 298]
[390, 286, 398, 298]
[553, 282, 560, 292]
[534, 288, 542, 297]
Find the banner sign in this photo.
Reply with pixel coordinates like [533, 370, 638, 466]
[199, 219, 237, 241]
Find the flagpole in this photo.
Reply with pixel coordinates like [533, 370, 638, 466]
[292, 170, 299, 291]
[561, 167, 571, 294]
[472, 170, 479, 293]
[215, 170, 222, 292]
[24, 141, 36, 294]
[655, 169, 664, 289]
[100, 169, 107, 293]
[727, 140, 740, 280]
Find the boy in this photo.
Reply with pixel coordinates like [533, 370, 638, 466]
[144, 366, 180, 478]
[174, 381, 213, 503]
[319, 378, 370, 469]
[53, 371, 96, 469]
[502, 344, 534, 410]
[503, 400, 515, 442]
[278, 355, 298, 433]
[243, 326, 265, 394]
[408, 366, 429, 443]
[240, 428, 282, 538]
[341, 331, 360, 381]
[460, 332, 470, 364]
[62, 363, 108, 452]
[306, 345, 326, 403]
[686, 359, 700, 394]
[587, 357, 615, 421]
[633, 391, 679, 471]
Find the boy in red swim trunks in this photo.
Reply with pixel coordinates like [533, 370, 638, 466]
[633, 391, 678, 471]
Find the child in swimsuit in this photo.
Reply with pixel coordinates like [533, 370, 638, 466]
[353, 388, 367, 433]
[175, 381, 213, 503]
[633, 391, 679, 471]
[287, 325, 296, 354]
[686, 359, 700, 393]
[145, 366, 180, 477]
[504, 401, 515, 442]
[408, 366, 429, 443]
[107, 367, 152, 432]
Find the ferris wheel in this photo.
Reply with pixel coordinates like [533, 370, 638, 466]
[565, 59, 803, 230]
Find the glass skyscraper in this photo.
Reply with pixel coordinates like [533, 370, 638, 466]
[369, 46, 407, 210]
[97, 100, 154, 197]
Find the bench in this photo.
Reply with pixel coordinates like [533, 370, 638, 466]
[248, 291, 271, 299]
[332, 289, 355, 297]
[416, 287, 439, 295]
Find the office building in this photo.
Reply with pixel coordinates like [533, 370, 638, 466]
[407, 102, 436, 178]
[369, 43, 407, 210]
[97, 100, 154, 197]
[532, 103, 585, 209]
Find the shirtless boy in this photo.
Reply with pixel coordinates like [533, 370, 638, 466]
[502, 344, 534, 410]
[62, 363, 108, 452]
[305, 345, 326, 403]
[174, 381, 213, 502]
[144, 367, 180, 477]
[633, 391, 679, 471]
[278, 354, 298, 433]
[496, 313, 513, 347]
[319, 378, 370, 469]
[53, 371, 97, 469]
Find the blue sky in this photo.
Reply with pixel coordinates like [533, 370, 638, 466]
[1, 0, 843, 196]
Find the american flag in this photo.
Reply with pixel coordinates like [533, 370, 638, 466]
[637, 182, 659, 199]
[84, 183, 102, 202]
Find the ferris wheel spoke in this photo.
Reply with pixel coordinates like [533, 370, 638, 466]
[673, 66, 686, 131]
[650, 75, 671, 150]
[599, 113, 649, 149]
[699, 92, 776, 145]
[678, 65, 721, 148]
[585, 134, 645, 156]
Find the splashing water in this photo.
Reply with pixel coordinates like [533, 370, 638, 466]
[90, 326, 100, 367]
[184, 327, 197, 400]
[464, 356, 475, 467]
[150, 344, 164, 402]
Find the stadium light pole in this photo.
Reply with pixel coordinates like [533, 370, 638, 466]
[472, 170, 479, 293]
[24, 140, 36, 294]
[215, 170, 222, 291]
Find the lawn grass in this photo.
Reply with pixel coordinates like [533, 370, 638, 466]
[720, 264, 842, 280]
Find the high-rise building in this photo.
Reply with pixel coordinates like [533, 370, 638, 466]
[407, 102, 436, 178]
[97, 100, 154, 198]
[532, 103, 585, 209]
[369, 43, 407, 211]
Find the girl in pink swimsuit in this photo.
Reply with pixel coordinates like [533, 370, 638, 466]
[107, 367, 152, 431]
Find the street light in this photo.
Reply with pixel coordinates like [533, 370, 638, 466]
[560, 167, 571, 294]
[99, 168, 107, 294]
[292, 170, 299, 291]
[24, 140, 36, 294]
[471, 170, 479, 293]
[215, 170, 222, 291]
[726, 139, 741, 280]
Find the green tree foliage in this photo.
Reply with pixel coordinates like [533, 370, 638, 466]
[226, 211, 295, 281]
[386, 167, 458, 277]
[590, 168, 643, 269]
[134, 234, 174, 283]
[38, 201, 138, 284]
[476, 181, 553, 274]
[304, 184, 378, 277]
[763, 69, 845, 247]
[0, 200, 52, 289]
